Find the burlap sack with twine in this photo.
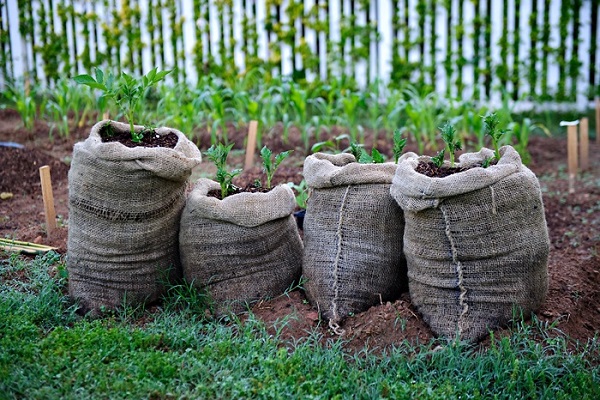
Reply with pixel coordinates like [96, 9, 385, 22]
[390, 145, 549, 342]
[302, 153, 407, 333]
[67, 120, 202, 314]
[179, 179, 303, 315]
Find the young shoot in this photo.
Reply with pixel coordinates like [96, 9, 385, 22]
[359, 148, 385, 164]
[74, 67, 171, 142]
[431, 149, 445, 168]
[349, 142, 363, 161]
[483, 113, 505, 161]
[350, 142, 385, 164]
[204, 143, 241, 199]
[440, 122, 461, 167]
[393, 129, 407, 163]
[260, 146, 293, 189]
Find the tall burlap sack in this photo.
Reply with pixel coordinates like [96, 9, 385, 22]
[179, 179, 303, 315]
[390, 145, 549, 342]
[302, 153, 407, 332]
[67, 120, 202, 314]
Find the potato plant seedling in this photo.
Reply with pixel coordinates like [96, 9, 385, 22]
[260, 146, 293, 189]
[204, 143, 242, 199]
[73, 67, 171, 142]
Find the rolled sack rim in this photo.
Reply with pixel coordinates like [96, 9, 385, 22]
[392, 146, 529, 210]
[304, 152, 399, 188]
[185, 178, 297, 227]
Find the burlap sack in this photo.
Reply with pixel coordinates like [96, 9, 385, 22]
[67, 120, 202, 313]
[179, 179, 303, 315]
[302, 153, 407, 332]
[390, 145, 549, 342]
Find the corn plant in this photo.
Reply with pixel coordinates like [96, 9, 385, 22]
[2, 81, 41, 132]
[204, 143, 241, 199]
[509, 118, 551, 165]
[383, 88, 406, 136]
[402, 85, 441, 154]
[260, 146, 293, 189]
[311, 133, 351, 154]
[198, 85, 236, 145]
[45, 80, 72, 138]
[289, 82, 316, 149]
[45, 79, 94, 138]
[156, 84, 204, 138]
[440, 122, 461, 167]
[339, 91, 364, 143]
[73, 67, 172, 142]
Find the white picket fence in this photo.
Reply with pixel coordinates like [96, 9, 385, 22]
[1, 0, 598, 109]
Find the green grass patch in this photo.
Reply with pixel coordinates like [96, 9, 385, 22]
[1, 252, 598, 399]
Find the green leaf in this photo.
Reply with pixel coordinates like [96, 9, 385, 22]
[73, 74, 107, 91]
[274, 150, 292, 167]
[393, 129, 407, 163]
[95, 68, 104, 84]
[260, 146, 273, 166]
[349, 143, 363, 160]
[371, 148, 385, 163]
[432, 149, 445, 168]
[358, 151, 373, 164]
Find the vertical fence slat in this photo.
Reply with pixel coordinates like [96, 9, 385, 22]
[590, 0, 598, 100]
[2, 0, 598, 102]
[528, 0, 538, 99]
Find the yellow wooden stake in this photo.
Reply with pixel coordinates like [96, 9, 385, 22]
[244, 120, 259, 171]
[579, 117, 589, 171]
[567, 125, 578, 194]
[39, 166, 57, 237]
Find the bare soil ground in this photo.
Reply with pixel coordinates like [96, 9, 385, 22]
[1, 109, 599, 352]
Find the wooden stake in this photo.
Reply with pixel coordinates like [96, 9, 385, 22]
[567, 125, 578, 194]
[596, 97, 600, 144]
[579, 117, 589, 171]
[244, 120, 259, 171]
[39, 166, 57, 237]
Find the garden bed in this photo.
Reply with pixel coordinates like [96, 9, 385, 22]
[1, 109, 598, 352]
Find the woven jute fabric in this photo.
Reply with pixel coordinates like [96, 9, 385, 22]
[390, 146, 549, 342]
[179, 179, 303, 315]
[67, 120, 202, 314]
[302, 153, 407, 331]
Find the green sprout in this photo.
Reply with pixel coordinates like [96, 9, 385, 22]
[483, 112, 506, 161]
[73, 67, 171, 143]
[440, 122, 461, 167]
[393, 129, 407, 163]
[349, 142, 385, 164]
[349, 142, 363, 161]
[359, 148, 385, 164]
[204, 143, 242, 199]
[260, 146, 293, 189]
[431, 149, 445, 168]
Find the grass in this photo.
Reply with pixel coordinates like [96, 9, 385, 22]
[1, 252, 599, 399]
